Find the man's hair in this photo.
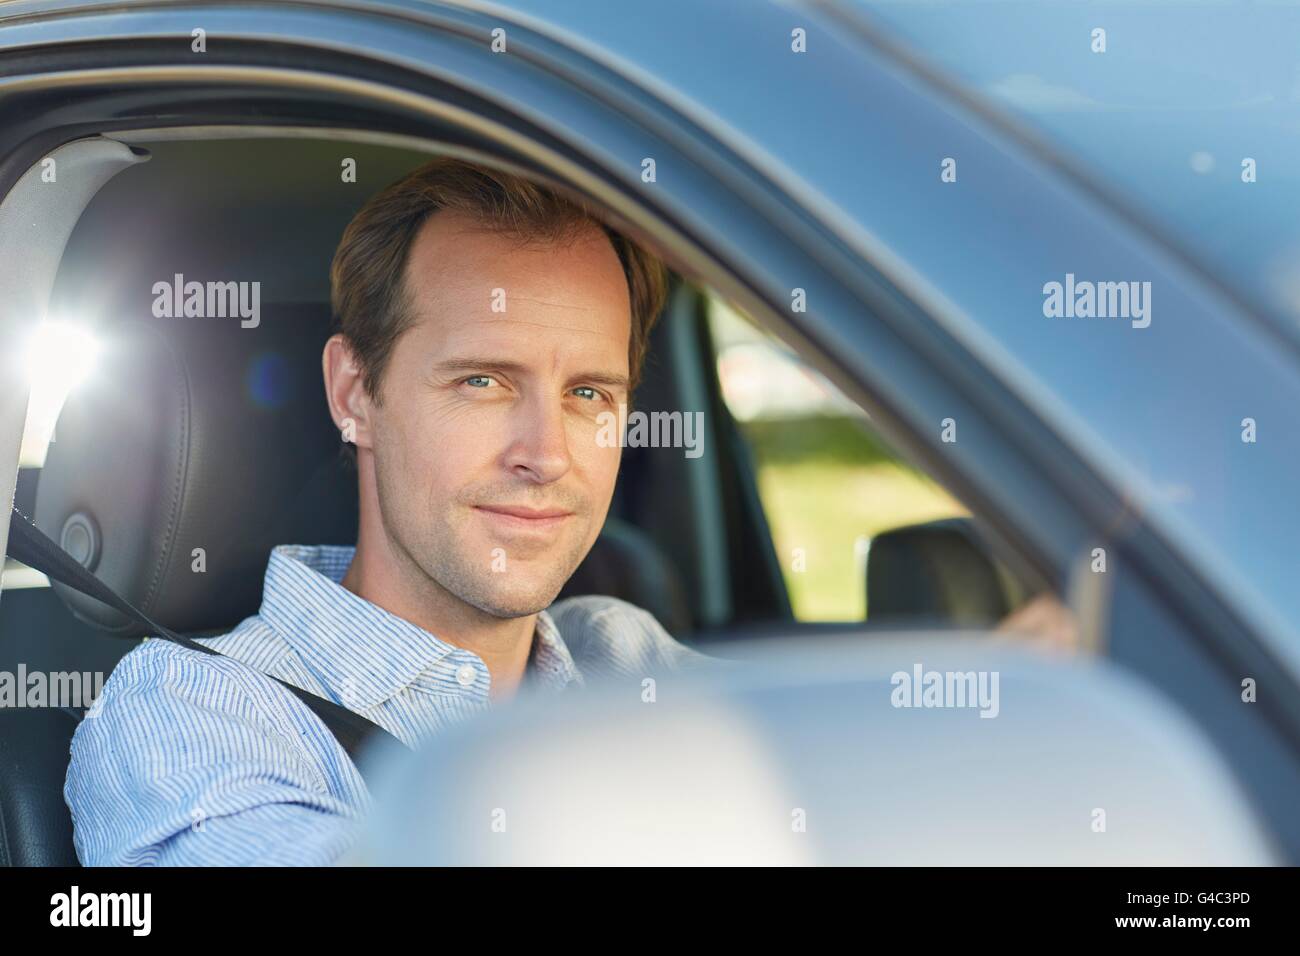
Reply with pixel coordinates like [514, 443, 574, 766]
[330, 158, 669, 419]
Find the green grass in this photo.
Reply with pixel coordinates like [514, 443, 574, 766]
[740, 416, 966, 621]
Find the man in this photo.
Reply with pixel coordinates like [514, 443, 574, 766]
[65, 159, 705, 865]
[66, 159, 1072, 866]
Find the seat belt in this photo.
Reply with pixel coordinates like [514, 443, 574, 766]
[5, 506, 407, 770]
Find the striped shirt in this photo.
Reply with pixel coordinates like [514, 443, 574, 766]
[64, 543, 707, 866]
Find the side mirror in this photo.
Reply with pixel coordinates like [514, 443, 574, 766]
[865, 518, 1024, 626]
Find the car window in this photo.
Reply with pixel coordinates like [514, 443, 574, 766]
[707, 296, 967, 622]
[848, 0, 1300, 344]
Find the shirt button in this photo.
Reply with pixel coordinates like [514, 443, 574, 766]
[455, 663, 477, 687]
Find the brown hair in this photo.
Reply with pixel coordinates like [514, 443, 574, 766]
[330, 158, 669, 417]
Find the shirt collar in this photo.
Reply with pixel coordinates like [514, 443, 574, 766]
[530, 610, 583, 691]
[258, 544, 579, 710]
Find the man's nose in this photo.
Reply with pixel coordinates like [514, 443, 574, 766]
[503, 393, 572, 484]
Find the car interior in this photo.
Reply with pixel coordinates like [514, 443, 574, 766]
[0, 133, 1055, 866]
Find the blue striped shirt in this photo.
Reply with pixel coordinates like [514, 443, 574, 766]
[64, 544, 705, 866]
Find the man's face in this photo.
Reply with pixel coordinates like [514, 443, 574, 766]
[367, 211, 631, 618]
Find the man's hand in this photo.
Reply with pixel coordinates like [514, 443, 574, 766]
[994, 593, 1078, 655]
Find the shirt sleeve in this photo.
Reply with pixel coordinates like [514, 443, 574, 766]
[65, 640, 366, 866]
[547, 595, 722, 681]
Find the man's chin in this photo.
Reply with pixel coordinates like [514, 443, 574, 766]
[458, 576, 569, 619]
[424, 532, 593, 619]
[467, 594, 559, 620]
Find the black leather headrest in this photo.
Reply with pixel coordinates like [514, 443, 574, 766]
[559, 518, 692, 635]
[35, 306, 357, 636]
[865, 518, 1012, 626]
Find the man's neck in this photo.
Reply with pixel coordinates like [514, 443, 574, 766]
[339, 534, 535, 701]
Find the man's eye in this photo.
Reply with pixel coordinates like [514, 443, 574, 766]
[572, 386, 602, 401]
[464, 375, 497, 388]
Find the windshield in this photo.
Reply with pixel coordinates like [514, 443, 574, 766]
[843, 0, 1300, 347]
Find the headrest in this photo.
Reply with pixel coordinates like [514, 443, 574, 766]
[35, 306, 357, 636]
[559, 518, 692, 635]
[865, 518, 1012, 626]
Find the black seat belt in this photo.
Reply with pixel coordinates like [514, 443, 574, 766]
[5, 506, 407, 770]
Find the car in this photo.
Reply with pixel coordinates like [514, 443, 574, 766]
[0, 0, 1295, 867]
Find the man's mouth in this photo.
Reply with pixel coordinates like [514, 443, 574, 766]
[472, 504, 574, 531]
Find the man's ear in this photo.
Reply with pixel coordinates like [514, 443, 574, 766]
[322, 334, 376, 451]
